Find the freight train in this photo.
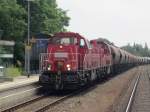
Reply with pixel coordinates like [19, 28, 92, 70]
[39, 32, 150, 90]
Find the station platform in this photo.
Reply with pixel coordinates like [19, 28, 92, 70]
[0, 75, 39, 91]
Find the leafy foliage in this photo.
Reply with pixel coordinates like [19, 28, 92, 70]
[0, 0, 70, 66]
[0, 0, 27, 41]
[121, 43, 150, 57]
[17, 0, 70, 35]
[5, 67, 21, 78]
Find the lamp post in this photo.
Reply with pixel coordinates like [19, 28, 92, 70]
[26, 0, 34, 78]
[27, 0, 30, 46]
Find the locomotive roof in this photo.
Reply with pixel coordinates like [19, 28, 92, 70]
[53, 32, 85, 39]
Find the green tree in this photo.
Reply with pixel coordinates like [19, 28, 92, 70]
[144, 43, 148, 50]
[0, 0, 70, 66]
[0, 0, 27, 41]
[122, 43, 150, 57]
[17, 0, 70, 35]
[0, 0, 27, 67]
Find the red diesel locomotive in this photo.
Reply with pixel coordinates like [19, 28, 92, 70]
[39, 32, 150, 90]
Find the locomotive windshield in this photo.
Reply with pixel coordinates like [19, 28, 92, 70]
[50, 37, 77, 45]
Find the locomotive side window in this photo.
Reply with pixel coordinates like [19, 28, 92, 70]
[80, 39, 85, 47]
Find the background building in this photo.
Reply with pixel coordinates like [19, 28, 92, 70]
[25, 33, 50, 74]
[0, 40, 15, 67]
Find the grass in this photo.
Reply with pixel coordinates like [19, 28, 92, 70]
[4, 67, 22, 78]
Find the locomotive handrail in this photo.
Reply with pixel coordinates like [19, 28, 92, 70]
[39, 53, 79, 72]
[39, 53, 101, 73]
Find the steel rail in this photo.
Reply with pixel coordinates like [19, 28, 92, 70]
[34, 93, 73, 112]
[34, 86, 92, 112]
[125, 74, 140, 112]
[1, 95, 45, 112]
[33, 85, 93, 112]
[2, 86, 88, 112]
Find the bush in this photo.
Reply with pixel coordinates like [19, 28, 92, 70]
[5, 67, 22, 78]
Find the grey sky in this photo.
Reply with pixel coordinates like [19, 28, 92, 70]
[57, 0, 150, 47]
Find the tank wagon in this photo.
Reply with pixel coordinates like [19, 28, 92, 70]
[39, 32, 150, 90]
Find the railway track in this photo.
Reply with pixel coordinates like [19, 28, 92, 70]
[2, 66, 146, 112]
[1, 86, 90, 112]
[34, 92, 76, 112]
[1, 95, 45, 112]
[125, 66, 150, 112]
[1, 92, 68, 112]
[125, 73, 140, 112]
[0, 85, 42, 111]
[0, 82, 40, 98]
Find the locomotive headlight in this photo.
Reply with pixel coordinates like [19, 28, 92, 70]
[66, 64, 70, 68]
[67, 67, 71, 71]
[66, 64, 71, 71]
[47, 64, 51, 71]
[48, 67, 51, 70]
[60, 45, 63, 48]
